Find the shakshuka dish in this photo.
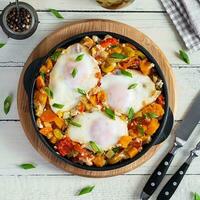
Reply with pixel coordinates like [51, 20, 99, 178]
[34, 35, 165, 167]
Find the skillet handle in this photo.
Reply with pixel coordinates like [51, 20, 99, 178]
[154, 108, 174, 145]
[23, 58, 44, 99]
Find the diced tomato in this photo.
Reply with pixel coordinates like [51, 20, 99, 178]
[73, 143, 88, 157]
[120, 57, 140, 69]
[100, 38, 119, 48]
[56, 137, 74, 156]
[36, 75, 45, 89]
[156, 95, 165, 107]
[131, 138, 142, 149]
[40, 110, 57, 122]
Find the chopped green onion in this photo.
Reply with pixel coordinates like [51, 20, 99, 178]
[179, 49, 190, 64]
[67, 119, 81, 127]
[40, 72, 46, 81]
[52, 103, 64, 109]
[105, 107, 115, 120]
[44, 87, 53, 98]
[128, 107, 135, 121]
[106, 150, 115, 159]
[120, 69, 132, 78]
[112, 147, 120, 153]
[19, 163, 36, 170]
[0, 43, 6, 48]
[75, 54, 84, 61]
[78, 185, 95, 196]
[50, 50, 62, 61]
[145, 112, 158, 119]
[111, 53, 128, 59]
[71, 68, 77, 78]
[4, 95, 13, 115]
[48, 8, 64, 19]
[88, 141, 102, 153]
[128, 83, 138, 90]
[137, 124, 145, 135]
[77, 88, 86, 95]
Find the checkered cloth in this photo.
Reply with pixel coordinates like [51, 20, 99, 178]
[161, 0, 200, 51]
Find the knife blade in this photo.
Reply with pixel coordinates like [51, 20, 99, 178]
[140, 91, 200, 200]
[175, 91, 200, 144]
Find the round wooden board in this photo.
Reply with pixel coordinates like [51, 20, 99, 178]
[17, 19, 176, 177]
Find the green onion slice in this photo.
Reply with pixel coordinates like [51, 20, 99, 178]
[44, 87, 53, 98]
[77, 88, 86, 95]
[105, 107, 115, 120]
[111, 53, 128, 59]
[75, 54, 84, 62]
[71, 68, 78, 78]
[128, 83, 138, 90]
[128, 107, 135, 121]
[88, 141, 102, 153]
[120, 69, 132, 78]
[52, 103, 64, 109]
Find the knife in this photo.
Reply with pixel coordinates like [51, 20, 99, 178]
[140, 91, 200, 200]
[157, 140, 200, 200]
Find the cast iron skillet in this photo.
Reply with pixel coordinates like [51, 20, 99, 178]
[24, 31, 174, 171]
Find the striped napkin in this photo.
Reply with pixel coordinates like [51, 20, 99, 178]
[161, 0, 200, 51]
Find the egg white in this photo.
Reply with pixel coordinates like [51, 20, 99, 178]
[68, 111, 128, 150]
[49, 43, 100, 113]
[101, 69, 161, 114]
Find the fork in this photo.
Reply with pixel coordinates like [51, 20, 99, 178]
[157, 140, 200, 200]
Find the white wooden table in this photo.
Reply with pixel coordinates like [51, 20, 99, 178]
[0, 1, 200, 199]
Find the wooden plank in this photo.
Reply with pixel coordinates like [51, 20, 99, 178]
[0, 67, 199, 120]
[0, 13, 200, 65]
[0, 0, 164, 11]
[0, 175, 199, 200]
[0, 121, 200, 175]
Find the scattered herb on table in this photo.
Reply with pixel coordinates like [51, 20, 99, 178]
[4, 95, 13, 115]
[194, 192, 200, 200]
[19, 163, 36, 170]
[48, 8, 64, 19]
[0, 43, 5, 48]
[78, 185, 95, 196]
[179, 49, 190, 64]
[105, 107, 115, 120]
[120, 69, 132, 78]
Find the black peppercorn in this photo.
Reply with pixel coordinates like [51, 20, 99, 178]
[6, 7, 32, 32]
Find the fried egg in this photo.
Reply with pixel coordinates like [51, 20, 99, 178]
[68, 111, 128, 150]
[49, 43, 100, 113]
[101, 69, 161, 114]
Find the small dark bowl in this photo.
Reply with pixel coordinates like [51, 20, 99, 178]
[0, 2, 39, 40]
[24, 31, 174, 171]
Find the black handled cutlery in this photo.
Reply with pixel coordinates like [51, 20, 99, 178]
[140, 92, 200, 200]
[157, 140, 200, 200]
